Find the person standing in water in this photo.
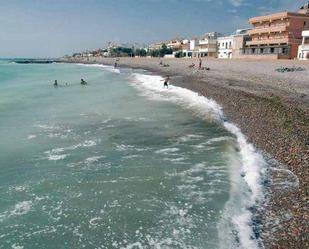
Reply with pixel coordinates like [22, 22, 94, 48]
[162, 76, 170, 88]
[54, 80, 58, 87]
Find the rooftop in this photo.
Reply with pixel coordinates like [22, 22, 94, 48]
[249, 11, 309, 24]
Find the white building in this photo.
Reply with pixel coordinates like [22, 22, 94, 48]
[198, 32, 220, 57]
[182, 32, 222, 58]
[182, 38, 198, 58]
[298, 30, 309, 60]
[217, 36, 233, 59]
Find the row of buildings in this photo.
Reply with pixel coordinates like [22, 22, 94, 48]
[149, 3, 309, 60]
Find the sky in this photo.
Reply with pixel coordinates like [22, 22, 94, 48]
[0, 0, 307, 58]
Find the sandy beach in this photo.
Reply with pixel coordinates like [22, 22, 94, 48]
[64, 56, 309, 249]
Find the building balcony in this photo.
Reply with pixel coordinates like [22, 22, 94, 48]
[247, 25, 288, 35]
[246, 37, 301, 46]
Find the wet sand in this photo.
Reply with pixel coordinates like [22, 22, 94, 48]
[64, 57, 309, 249]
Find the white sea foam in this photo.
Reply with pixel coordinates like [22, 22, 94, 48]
[35, 124, 59, 130]
[116, 144, 135, 151]
[11, 244, 24, 249]
[44, 139, 99, 161]
[177, 134, 204, 143]
[48, 154, 67, 161]
[76, 63, 120, 74]
[82, 140, 97, 147]
[0, 201, 33, 222]
[131, 73, 224, 121]
[155, 148, 180, 154]
[132, 72, 266, 249]
[10, 201, 32, 216]
[205, 136, 233, 144]
[89, 217, 102, 226]
[27, 134, 37, 139]
[85, 156, 105, 163]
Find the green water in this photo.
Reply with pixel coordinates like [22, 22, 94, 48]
[0, 62, 258, 249]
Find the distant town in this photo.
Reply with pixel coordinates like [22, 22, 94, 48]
[66, 2, 309, 61]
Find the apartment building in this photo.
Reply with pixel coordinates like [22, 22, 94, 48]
[243, 3, 309, 59]
[182, 32, 222, 58]
[298, 30, 309, 59]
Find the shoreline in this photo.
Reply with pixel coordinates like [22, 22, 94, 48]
[63, 57, 308, 249]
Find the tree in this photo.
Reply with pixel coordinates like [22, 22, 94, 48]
[149, 49, 160, 57]
[159, 44, 173, 57]
[135, 48, 147, 57]
[110, 47, 134, 57]
[175, 51, 184, 58]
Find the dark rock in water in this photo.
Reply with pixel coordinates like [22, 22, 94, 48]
[14, 59, 58, 64]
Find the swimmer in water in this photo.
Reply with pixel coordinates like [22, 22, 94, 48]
[81, 78, 87, 85]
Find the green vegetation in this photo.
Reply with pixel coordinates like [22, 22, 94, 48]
[71, 43, 175, 58]
[110, 47, 135, 57]
[135, 48, 147, 57]
[175, 51, 185, 58]
[149, 44, 173, 57]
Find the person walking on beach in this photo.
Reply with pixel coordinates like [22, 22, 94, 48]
[54, 80, 58, 87]
[198, 58, 202, 70]
[162, 75, 170, 89]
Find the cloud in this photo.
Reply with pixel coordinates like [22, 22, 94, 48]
[229, 0, 245, 7]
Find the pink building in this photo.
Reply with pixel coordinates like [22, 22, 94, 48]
[243, 3, 309, 59]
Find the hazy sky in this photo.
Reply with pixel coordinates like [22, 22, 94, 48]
[0, 0, 306, 58]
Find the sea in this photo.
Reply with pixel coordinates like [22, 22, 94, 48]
[0, 61, 267, 249]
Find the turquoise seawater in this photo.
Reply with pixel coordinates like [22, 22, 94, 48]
[0, 62, 264, 249]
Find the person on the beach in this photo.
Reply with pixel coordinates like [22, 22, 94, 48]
[81, 78, 87, 85]
[162, 76, 170, 88]
[189, 63, 195, 68]
[198, 58, 202, 70]
[54, 80, 58, 87]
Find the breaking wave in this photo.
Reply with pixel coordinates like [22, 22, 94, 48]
[76, 63, 120, 74]
[131, 73, 266, 249]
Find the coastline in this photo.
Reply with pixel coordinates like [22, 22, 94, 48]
[63, 57, 308, 249]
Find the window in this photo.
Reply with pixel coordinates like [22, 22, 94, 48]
[282, 47, 286, 54]
[260, 48, 264, 54]
[270, 48, 275, 53]
[304, 21, 307, 27]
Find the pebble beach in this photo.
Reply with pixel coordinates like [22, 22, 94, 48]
[63, 56, 309, 249]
